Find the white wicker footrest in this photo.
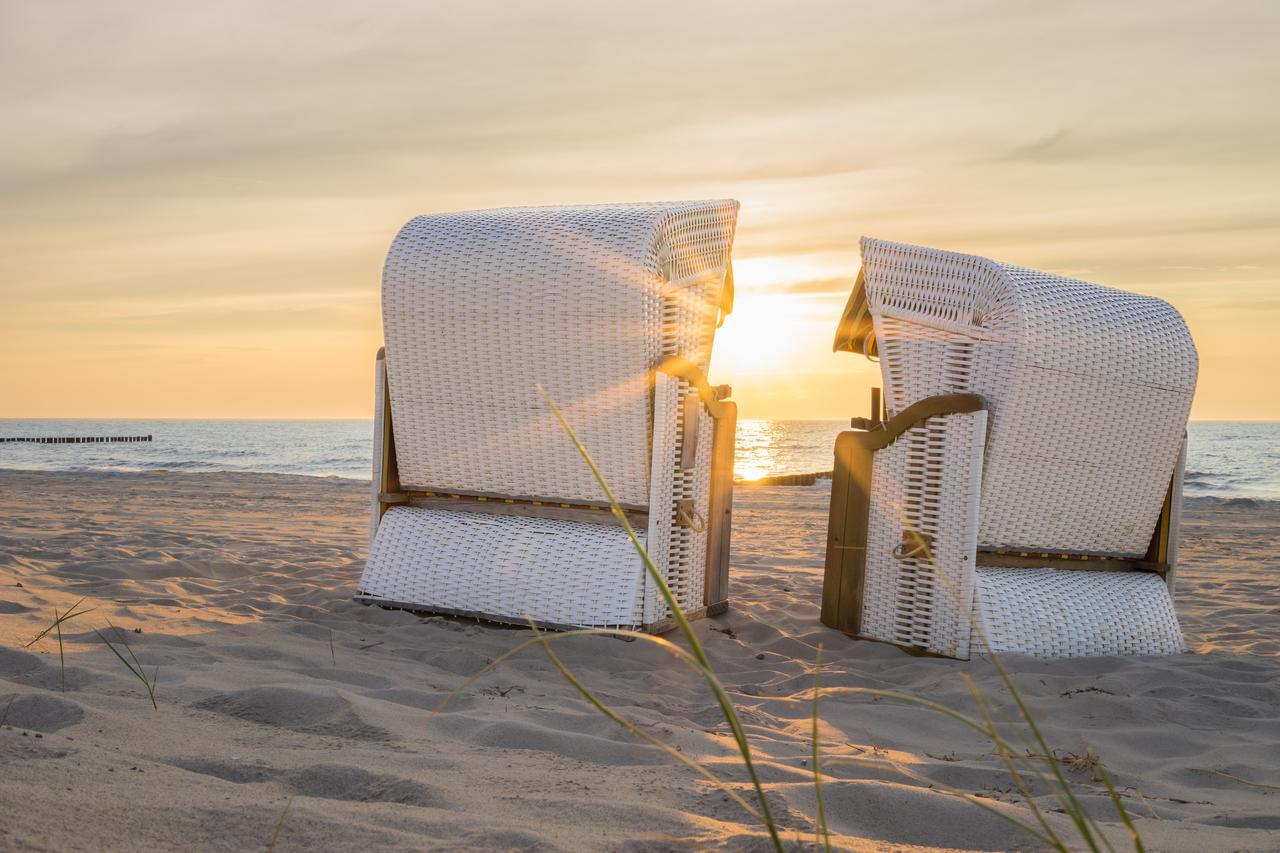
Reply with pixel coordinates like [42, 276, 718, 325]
[973, 568, 1185, 658]
[358, 507, 647, 629]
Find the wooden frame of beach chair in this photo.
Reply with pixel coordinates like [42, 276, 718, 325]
[358, 201, 739, 632]
[821, 239, 1198, 659]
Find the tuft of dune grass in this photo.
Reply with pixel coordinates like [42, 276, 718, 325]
[25, 597, 95, 692]
[95, 621, 159, 709]
[434, 390, 1147, 852]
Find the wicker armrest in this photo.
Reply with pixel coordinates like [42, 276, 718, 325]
[657, 356, 732, 420]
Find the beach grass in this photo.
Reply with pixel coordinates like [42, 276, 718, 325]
[538, 388, 785, 849]
[433, 392, 1148, 851]
[95, 621, 158, 710]
[25, 597, 95, 692]
[266, 798, 293, 852]
[810, 644, 831, 852]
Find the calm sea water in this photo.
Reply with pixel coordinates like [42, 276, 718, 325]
[1, 419, 1276, 501]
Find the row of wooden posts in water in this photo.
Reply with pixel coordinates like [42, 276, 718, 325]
[0, 435, 153, 444]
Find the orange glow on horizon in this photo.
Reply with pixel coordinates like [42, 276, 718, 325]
[2, 4, 1276, 421]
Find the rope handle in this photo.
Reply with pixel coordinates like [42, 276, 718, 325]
[676, 499, 707, 533]
[893, 529, 935, 561]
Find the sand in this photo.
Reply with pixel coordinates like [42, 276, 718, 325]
[0, 469, 1277, 852]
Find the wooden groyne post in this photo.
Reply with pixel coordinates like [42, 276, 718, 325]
[0, 435, 153, 444]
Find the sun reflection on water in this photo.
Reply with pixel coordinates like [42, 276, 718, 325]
[733, 419, 845, 482]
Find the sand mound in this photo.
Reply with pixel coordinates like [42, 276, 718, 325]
[171, 758, 445, 806]
[283, 764, 445, 806]
[2, 693, 85, 732]
[194, 686, 391, 741]
[0, 647, 91, 691]
[0, 647, 44, 678]
[465, 719, 667, 766]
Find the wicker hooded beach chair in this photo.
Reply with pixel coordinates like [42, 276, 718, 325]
[358, 201, 740, 631]
[822, 238, 1198, 658]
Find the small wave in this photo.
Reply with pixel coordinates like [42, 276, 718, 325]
[1184, 495, 1275, 509]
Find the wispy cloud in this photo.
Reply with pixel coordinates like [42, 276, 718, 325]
[2, 0, 1278, 417]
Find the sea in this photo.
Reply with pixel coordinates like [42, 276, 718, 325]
[1, 419, 1277, 502]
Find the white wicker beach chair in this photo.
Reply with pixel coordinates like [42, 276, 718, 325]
[358, 201, 740, 631]
[822, 238, 1198, 658]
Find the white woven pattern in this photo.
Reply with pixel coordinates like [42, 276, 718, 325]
[382, 201, 738, 508]
[364, 201, 737, 628]
[849, 237, 1194, 657]
[362, 507, 647, 628]
[683, 395, 716, 611]
[645, 384, 717, 622]
[643, 373, 679, 625]
[862, 411, 987, 658]
[974, 568, 1185, 657]
[862, 237, 1197, 556]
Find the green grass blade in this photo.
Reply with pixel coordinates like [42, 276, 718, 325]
[985, 653, 1104, 852]
[96, 628, 142, 679]
[896, 506, 1128, 853]
[961, 674, 1065, 848]
[539, 386, 782, 850]
[826, 756, 1058, 848]
[432, 626, 772, 823]
[811, 645, 831, 852]
[529, 620, 762, 821]
[95, 623, 158, 709]
[110, 620, 146, 673]
[431, 627, 702, 718]
[24, 598, 94, 648]
[55, 607, 65, 692]
[1096, 759, 1144, 852]
[266, 797, 292, 852]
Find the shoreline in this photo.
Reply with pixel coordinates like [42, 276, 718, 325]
[1, 466, 1276, 508]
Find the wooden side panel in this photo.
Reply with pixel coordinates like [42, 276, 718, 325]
[822, 431, 873, 634]
[395, 493, 646, 528]
[1162, 435, 1187, 596]
[377, 351, 401, 524]
[704, 401, 737, 610]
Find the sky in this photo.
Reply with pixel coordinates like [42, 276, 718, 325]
[2, 1, 1277, 420]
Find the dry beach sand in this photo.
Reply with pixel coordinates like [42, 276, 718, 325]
[1, 469, 1277, 851]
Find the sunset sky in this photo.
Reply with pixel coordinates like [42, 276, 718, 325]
[3, 1, 1277, 420]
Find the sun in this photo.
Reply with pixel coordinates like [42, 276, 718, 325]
[712, 293, 796, 372]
